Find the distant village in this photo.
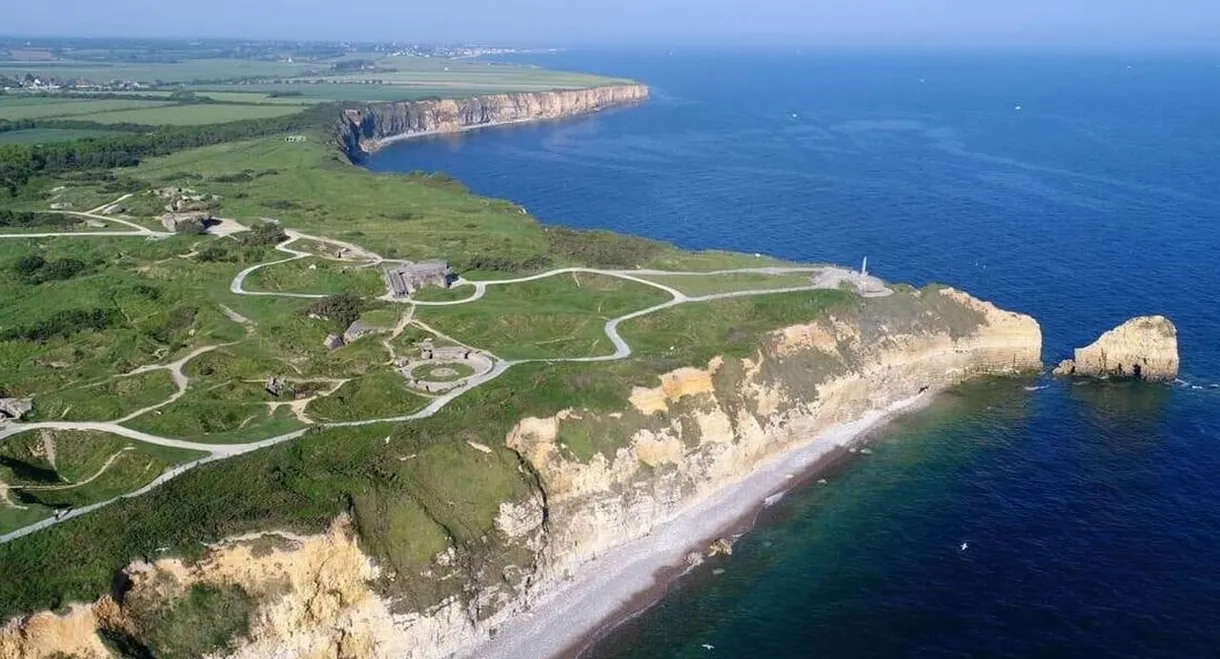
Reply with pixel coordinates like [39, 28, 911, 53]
[0, 72, 146, 92]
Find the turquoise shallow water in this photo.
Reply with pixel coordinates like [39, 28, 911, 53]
[367, 50, 1220, 658]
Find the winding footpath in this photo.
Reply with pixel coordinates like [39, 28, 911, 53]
[0, 199, 883, 544]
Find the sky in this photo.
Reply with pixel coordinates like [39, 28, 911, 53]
[7, 0, 1220, 51]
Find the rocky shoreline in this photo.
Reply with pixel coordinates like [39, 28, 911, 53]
[474, 393, 938, 659]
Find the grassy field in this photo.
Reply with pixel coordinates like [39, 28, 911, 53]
[0, 54, 629, 108]
[636, 271, 818, 296]
[243, 257, 385, 297]
[0, 128, 118, 144]
[124, 384, 307, 444]
[305, 371, 429, 423]
[0, 430, 206, 533]
[0, 235, 248, 399]
[29, 370, 179, 422]
[416, 272, 672, 360]
[0, 97, 175, 120]
[193, 84, 460, 103]
[619, 289, 857, 364]
[73, 103, 306, 125]
[196, 91, 320, 105]
[0, 58, 317, 84]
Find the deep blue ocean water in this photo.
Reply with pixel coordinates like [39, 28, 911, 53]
[367, 50, 1220, 658]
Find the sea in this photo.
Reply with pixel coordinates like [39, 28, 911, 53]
[366, 49, 1220, 659]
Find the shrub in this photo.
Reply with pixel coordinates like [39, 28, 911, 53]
[307, 292, 364, 329]
[0, 209, 76, 229]
[209, 172, 253, 183]
[2, 308, 115, 342]
[545, 226, 664, 268]
[10, 255, 88, 284]
[121, 584, 254, 659]
[238, 221, 287, 247]
[456, 254, 553, 273]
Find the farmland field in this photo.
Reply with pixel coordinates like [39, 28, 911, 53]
[0, 98, 175, 120]
[1, 53, 629, 106]
[195, 91, 321, 105]
[0, 128, 117, 144]
[73, 103, 307, 125]
[0, 58, 317, 83]
[189, 84, 439, 102]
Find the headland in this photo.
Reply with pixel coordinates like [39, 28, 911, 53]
[336, 84, 650, 156]
[1, 50, 1185, 659]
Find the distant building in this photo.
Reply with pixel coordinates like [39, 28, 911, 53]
[384, 261, 451, 298]
[285, 135, 307, 143]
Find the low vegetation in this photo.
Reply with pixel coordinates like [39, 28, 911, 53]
[119, 583, 255, 659]
[0, 209, 77, 228]
[416, 272, 672, 359]
[0, 430, 205, 533]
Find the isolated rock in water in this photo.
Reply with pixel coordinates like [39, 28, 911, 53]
[707, 538, 734, 557]
[1053, 316, 1179, 382]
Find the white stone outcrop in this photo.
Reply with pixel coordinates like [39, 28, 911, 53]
[1053, 315, 1179, 381]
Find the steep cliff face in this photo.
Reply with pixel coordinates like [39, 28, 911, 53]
[336, 84, 649, 157]
[1, 287, 1041, 659]
[1, 521, 419, 659]
[1053, 315, 1179, 381]
[508, 287, 1041, 588]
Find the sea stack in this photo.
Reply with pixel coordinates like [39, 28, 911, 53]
[1053, 315, 1179, 382]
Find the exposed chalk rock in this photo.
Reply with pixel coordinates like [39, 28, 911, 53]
[337, 85, 650, 157]
[1053, 316, 1179, 382]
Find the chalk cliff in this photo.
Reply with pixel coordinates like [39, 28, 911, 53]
[1, 287, 1041, 659]
[335, 84, 649, 157]
[1053, 315, 1179, 382]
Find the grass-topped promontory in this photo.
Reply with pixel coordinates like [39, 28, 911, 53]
[0, 90, 996, 635]
[125, 138, 789, 273]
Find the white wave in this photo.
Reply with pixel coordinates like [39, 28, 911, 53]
[764, 491, 787, 507]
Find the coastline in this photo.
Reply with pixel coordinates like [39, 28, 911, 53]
[467, 392, 937, 659]
[338, 83, 650, 157]
[357, 100, 648, 155]
[361, 102, 646, 154]
[359, 115, 567, 154]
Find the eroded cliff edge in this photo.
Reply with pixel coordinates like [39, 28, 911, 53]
[335, 84, 649, 158]
[1, 286, 1041, 659]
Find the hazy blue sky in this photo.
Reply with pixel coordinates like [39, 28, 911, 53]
[8, 0, 1220, 50]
